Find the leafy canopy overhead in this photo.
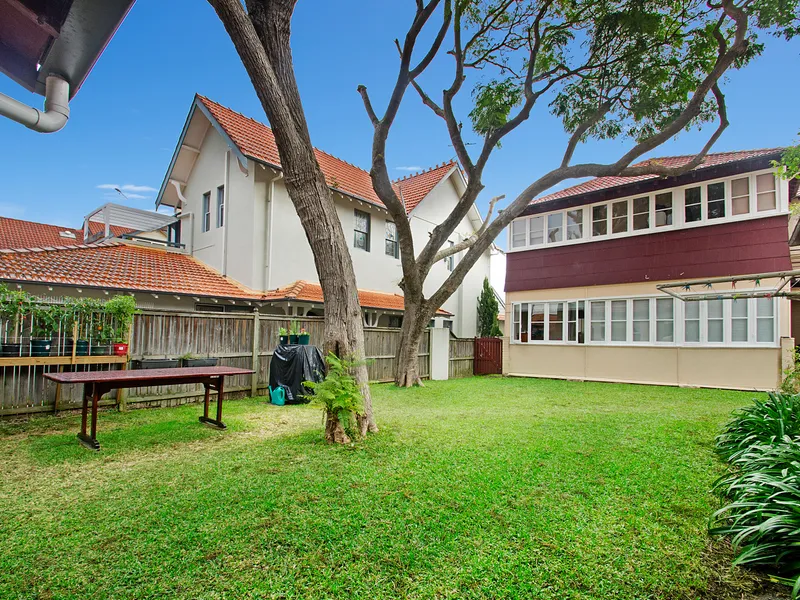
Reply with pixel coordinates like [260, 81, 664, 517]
[458, 0, 798, 145]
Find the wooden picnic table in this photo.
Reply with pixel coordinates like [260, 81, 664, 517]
[44, 366, 254, 450]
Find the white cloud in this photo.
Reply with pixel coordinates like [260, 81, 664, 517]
[395, 166, 423, 172]
[124, 194, 149, 200]
[96, 183, 157, 193]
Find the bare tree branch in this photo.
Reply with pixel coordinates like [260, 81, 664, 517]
[432, 195, 504, 262]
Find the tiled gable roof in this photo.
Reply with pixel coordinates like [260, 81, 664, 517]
[393, 162, 458, 212]
[0, 243, 260, 299]
[0, 216, 134, 250]
[532, 148, 786, 205]
[196, 95, 458, 215]
[263, 280, 452, 315]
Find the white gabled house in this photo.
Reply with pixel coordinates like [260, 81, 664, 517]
[154, 95, 496, 336]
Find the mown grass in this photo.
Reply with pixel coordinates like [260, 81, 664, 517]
[0, 377, 783, 599]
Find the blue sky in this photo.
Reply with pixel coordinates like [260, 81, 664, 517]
[0, 0, 797, 249]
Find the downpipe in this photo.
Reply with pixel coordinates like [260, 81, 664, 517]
[0, 75, 70, 133]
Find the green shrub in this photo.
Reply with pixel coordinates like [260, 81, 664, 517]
[782, 349, 800, 395]
[304, 353, 364, 440]
[715, 393, 800, 462]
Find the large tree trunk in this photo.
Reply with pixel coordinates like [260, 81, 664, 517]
[208, 0, 377, 438]
[395, 295, 437, 387]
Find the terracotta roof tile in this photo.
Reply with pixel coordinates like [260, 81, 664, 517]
[263, 280, 452, 315]
[0, 216, 134, 250]
[392, 162, 458, 212]
[532, 148, 786, 205]
[197, 95, 458, 215]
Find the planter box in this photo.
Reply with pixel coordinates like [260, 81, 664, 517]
[30, 339, 52, 357]
[180, 358, 218, 368]
[279, 335, 289, 346]
[1, 342, 25, 357]
[60, 339, 90, 357]
[132, 358, 179, 370]
[289, 335, 299, 344]
[90, 345, 110, 356]
[298, 334, 310, 346]
[112, 343, 129, 356]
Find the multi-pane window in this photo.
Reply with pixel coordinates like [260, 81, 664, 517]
[566, 210, 583, 240]
[385, 221, 399, 258]
[511, 219, 526, 248]
[707, 299, 724, 343]
[354, 209, 370, 251]
[201, 192, 211, 232]
[592, 205, 608, 236]
[732, 177, 750, 215]
[685, 187, 702, 223]
[655, 192, 673, 227]
[549, 303, 564, 341]
[632, 299, 650, 342]
[547, 213, 563, 243]
[216, 185, 225, 228]
[707, 182, 726, 219]
[512, 296, 776, 347]
[684, 301, 700, 342]
[610, 300, 627, 341]
[731, 299, 748, 342]
[757, 174, 777, 211]
[590, 301, 606, 342]
[656, 298, 674, 342]
[612, 200, 628, 234]
[530, 216, 544, 246]
[633, 197, 649, 231]
[757, 298, 775, 342]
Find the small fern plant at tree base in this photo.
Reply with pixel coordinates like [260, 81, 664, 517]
[304, 353, 365, 444]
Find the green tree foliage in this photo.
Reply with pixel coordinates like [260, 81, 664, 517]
[476, 277, 502, 337]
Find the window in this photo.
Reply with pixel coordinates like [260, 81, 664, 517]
[655, 193, 673, 227]
[354, 209, 370, 251]
[567, 301, 584, 343]
[201, 192, 211, 232]
[530, 303, 545, 341]
[684, 301, 700, 342]
[216, 185, 225, 228]
[707, 182, 725, 219]
[547, 213, 563, 243]
[388, 315, 403, 329]
[566, 210, 583, 240]
[610, 300, 627, 341]
[511, 219, 526, 248]
[549, 303, 564, 341]
[513, 304, 521, 341]
[590, 301, 606, 342]
[756, 298, 775, 343]
[757, 174, 776, 211]
[707, 299, 723, 342]
[520, 303, 529, 342]
[385, 221, 399, 258]
[732, 177, 749, 215]
[612, 201, 628, 234]
[529, 216, 544, 246]
[632, 299, 649, 342]
[592, 205, 608, 236]
[446, 241, 455, 272]
[656, 298, 674, 342]
[633, 197, 649, 231]
[685, 187, 701, 223]
[731, 298, 748, 342]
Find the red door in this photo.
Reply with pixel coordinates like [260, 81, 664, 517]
[474, 338, 502, 375]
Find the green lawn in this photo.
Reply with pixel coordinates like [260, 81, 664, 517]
[0, 377, 783, 599]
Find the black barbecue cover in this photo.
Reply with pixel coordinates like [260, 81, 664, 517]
[268, 344, 326, 404]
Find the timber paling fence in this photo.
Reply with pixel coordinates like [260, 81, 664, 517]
[0, 311, 452, 418]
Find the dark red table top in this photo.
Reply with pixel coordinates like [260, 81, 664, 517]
[44, 366, 254, 384]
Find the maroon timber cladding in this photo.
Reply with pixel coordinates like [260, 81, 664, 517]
[474, 338, 502, 375]
[506, 215, 792, 292]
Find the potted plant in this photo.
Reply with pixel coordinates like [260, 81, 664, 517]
[131, 357, 180, 369]
[90, 317, 112, 355]
[0, 286, 32, 357]
[298, 327, 310, 345]
[69, 298, 99, 356]
[278, 327, 289, 346]
[29, 303, 60, 357]
[179, 352, 218, 368]
[105, 295, 136, 356]
[289, 321, 300, 345]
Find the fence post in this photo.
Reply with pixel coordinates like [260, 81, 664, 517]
[429, 328, 450, 381]
[251, 312, 260, 397]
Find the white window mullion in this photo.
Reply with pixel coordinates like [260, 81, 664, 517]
[544, 303, 550, 343]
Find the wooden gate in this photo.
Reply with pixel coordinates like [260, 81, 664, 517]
[474, 337, 502, 375]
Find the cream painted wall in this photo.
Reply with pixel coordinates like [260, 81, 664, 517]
[503, 278, 792, 390]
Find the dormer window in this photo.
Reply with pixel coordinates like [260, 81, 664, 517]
[59, 231, 76, 239]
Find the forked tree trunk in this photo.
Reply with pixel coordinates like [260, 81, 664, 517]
[395, 296, 437, 387]
[208, 0, 377, 439]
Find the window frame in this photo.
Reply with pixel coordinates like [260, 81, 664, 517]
[353, 209, 371, 252]
[385, 221, 399, 258]
[201, 191, 211, 233]
[216, 185, 225, 228]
